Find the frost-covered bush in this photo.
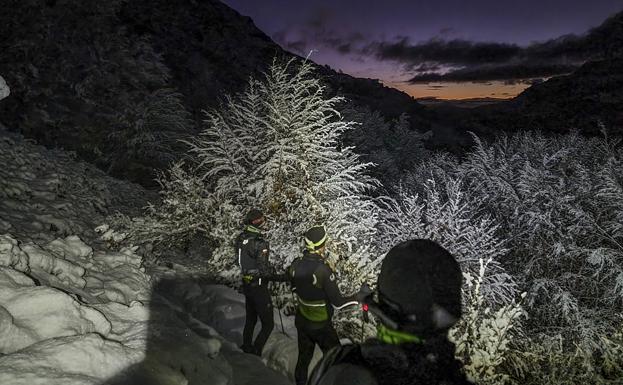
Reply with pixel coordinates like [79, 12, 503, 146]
[340, 105, 431, 189]
[401, 130, 623, 382]
[378, 177, 516, 306]
[513, 323, 623, 385]
[449, 257, 527, 385]
[458, 132, 622, 347]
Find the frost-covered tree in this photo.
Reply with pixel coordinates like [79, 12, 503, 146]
[191, 59, 381, 289]
[116, 59, 381, 317]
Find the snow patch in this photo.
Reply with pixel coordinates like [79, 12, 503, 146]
[0, 74, 9, 100]
[0, 333, 140, 385]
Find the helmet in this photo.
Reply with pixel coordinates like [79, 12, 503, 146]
[377, 239, 462, 336]
[304, 225, 327, 251]
[245, 209, 265, 226]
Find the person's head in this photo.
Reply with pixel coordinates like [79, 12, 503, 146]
[376, 239, 462, 338]
[245, 209, 265, 229]
[304, 225, 327, 254]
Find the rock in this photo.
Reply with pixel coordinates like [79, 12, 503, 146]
[0, 235, 29, 272]
[0, 271, 112, 353]
[47, 236, 93, 260]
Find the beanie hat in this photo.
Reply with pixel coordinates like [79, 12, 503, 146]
[377, 239, 462, 335]
[245, 209, 264, 226]
[304, 225, 327, 251]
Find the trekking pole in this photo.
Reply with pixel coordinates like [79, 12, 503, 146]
[278, 304, 287, 336]
[271, 282, 288, 337]
[358, 283, 372, 343]
[361, 303, 369, 342]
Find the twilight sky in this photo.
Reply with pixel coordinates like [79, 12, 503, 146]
[222, 0, 622, 100]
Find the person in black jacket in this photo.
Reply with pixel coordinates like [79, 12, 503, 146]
[235, 209, 279, 356]
[307, 239, 474, 385]
[287, 225, 359, 385]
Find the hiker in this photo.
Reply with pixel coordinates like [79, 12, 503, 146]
[287, 225, 359, 385]
[307, 239, 473, 385]
[235, 209, 280, 356]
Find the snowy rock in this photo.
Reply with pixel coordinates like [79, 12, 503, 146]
[0, 270, 112, 353]
[47, 235, 93, 259]
[94, 248, 142, 268]
[205, 338, 222, 359]
[22, 243, 87, 288]
[0, 266, 36, 287]
[93, 301, 150, 348]
[0, 234, 29, 271]
[0, 333, 141, 385]
[0, 75, 8, 100]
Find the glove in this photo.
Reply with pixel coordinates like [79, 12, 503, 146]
[355, 283, 373, 304]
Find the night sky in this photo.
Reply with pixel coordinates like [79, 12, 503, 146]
[222, 0, 622, 100]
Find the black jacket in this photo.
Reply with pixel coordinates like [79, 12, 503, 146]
[288, 251, 357, 322]
[234, 226, 273, 278]
[308, 337, 474, 385]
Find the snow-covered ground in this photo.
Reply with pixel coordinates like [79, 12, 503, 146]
[0, 127, 297, 384]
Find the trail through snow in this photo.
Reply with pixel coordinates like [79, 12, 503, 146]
[0, 129, 296, 385]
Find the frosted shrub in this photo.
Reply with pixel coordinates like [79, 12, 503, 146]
[110, 162, 224, 250]
[600, 316, 623, 380]
[452, 131, 623, 352]
[340, 105, 431, 189]
[378, 177, 517, 306]
[449, 257, 526, 385]
[403, 130, 623, 382]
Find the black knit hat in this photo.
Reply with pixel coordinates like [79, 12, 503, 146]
[245, 209, 265, 226]
[378, 239, 462, 335]
[304, 225, 327, 251]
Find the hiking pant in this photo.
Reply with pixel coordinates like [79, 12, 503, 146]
[241, 282, 274, 356]
[294, 312, 341, 385]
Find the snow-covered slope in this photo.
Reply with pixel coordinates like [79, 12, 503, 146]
[0, 129, 293, 385]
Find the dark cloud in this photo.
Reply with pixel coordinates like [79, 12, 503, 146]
[271, 7, 369, 57]
[408, 63, 576, 83]
[367, 35, 594, 84]
[375, 11, 623, 83]
[371, 38, 522, 66]
[307, 6, 334, 29]
[412, 62, 443, 72]
[272, 6, 621, 84]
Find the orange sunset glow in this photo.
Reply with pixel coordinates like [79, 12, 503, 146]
[386, 80, 532, 100]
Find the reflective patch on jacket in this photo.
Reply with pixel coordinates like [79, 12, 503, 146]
[298, 298, 329, 322]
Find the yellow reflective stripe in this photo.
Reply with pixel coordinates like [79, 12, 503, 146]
[305, 233, 327, 250]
